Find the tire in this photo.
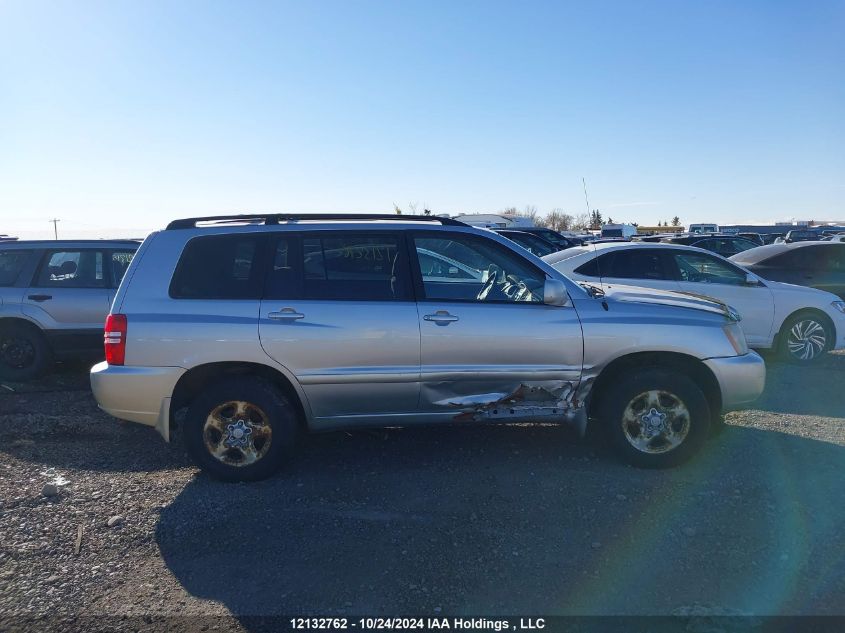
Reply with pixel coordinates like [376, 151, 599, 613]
[183, 376, 299, 482]
[778, 312, 832, 364]
[599, 368, 711, 469]
[0, 322, 51, 382]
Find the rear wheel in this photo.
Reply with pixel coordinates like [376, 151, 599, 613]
[0, 322, 51, 382]
[778, 313, 831, 363]
[183, 376, 299, 482]
[599, 368, 711, 468]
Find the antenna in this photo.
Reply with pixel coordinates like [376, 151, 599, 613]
[582, 177, 591, 217]
[49, 218, 60, 240]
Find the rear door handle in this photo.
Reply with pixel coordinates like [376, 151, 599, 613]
[27, 294, 52, 302]
[423, 310, 459, 325]
[268, 307, 305, 321]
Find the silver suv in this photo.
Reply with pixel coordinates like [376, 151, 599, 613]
[90, 215, 765, 481]
[0, 240, 139, 381]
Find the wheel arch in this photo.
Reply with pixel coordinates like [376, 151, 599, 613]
[169, 361, 310, 434]
[0, 315, 47, 336]
[587, 351, 722, 425]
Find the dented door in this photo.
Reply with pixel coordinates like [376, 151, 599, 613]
[411, 232, 584, 422]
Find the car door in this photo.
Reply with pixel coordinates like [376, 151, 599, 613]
[258, 231, 421, 424]
[668, 249, 775, 347]
[589, 248, 682, 293]
[23, 248, 112, 350]
[812, 244, 845, 300]
[410, 231, 583, 420]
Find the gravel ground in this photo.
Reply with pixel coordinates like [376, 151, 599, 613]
[1, 354, 844, 631]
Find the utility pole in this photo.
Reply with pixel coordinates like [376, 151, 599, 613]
[49, 218, 60, 239]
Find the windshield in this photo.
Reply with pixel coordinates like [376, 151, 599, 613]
[503, 232, 557, 257]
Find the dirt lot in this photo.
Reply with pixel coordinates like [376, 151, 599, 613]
[1, 353, 844, 630]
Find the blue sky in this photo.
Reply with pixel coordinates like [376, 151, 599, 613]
[1, 0, 843, 238]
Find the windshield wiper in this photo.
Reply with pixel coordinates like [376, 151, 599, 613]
[579, 282, 606, 298]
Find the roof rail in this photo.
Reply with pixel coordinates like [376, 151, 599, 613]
[165, 213, 467, 230]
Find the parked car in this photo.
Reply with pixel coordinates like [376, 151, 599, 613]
[762, 233, 785, 245]
[0, 240, 139, 381]
[514, 227, 576, 250]
[737, 232, 765, 246]
[730, 242, 845, 301]
[90, 214, 764, 481]
[783, 229, 820, 243]
[493, 229, 559, 257]
[546, 242, 845, 363]
[659, 233, 760, 257]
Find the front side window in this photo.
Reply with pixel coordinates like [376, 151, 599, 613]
[769, 248, 819, 270]
[36, 250, 105, 288]
[0, 250, 31, 286]
[672, 251, 746, 285]
[414, 234, 544, 303]
[170, 235, 264, 299]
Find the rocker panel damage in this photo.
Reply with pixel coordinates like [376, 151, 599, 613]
[429, 376, 596, 436]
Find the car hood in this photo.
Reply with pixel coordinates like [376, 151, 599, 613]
[599, 283, 738, 320]
[764, 279, 842, 304]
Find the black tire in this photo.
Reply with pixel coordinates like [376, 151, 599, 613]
[777, 312, 832, 364]
[183, 376, 299, 482]
[599, 368, 711, 468]
[0, 321, 51, 382]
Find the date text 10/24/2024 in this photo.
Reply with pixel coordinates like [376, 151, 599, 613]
[290, 618, 546, 631]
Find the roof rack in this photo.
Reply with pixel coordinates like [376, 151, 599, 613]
[165, 213, 467, 230]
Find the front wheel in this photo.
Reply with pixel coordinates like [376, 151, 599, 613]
[183, 377, 299, 482]
[778, 313, 831, 363]
[600, 369, 711, 468]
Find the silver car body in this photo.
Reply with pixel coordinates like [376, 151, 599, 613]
[0, 240, 139, 354]
[90, 220, 765, 441]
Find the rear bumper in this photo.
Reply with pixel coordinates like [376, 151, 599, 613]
[704, 352, 766, 411]
[90, 361, 185, 441]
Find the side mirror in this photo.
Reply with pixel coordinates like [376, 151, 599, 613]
[744, 273, 759, 286]
[543, 278, 570, 306]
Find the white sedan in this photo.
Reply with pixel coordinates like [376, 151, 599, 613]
[545, 242, 845, 363]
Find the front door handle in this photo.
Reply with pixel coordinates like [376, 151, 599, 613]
[27, 294, 52, 302]
[268, 307, 305, 321]
[423, 310, 459, 325]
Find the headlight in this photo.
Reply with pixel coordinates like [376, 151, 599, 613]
[832, 301, 845, 314]
[722, 322, 749, 355]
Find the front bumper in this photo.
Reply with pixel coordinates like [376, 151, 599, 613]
[90, 361, 185, 441]
[703, 351, 766, 411]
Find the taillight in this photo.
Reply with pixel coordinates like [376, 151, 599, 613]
[104, 313, 127, 365]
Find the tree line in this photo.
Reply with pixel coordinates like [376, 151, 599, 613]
[393, 202, 680, 231]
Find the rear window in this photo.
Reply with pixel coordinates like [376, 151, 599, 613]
[170, 234, 265, 299]
[0, 250, 31, 286]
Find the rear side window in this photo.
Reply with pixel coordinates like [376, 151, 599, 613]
[599, 250, 668, 280]
[170, 235, 265, 299]
[301, 234, 409, 300]
[110, 250, 136, 287]
[574, 256, 600, 277]
[36, 250, 105, 288]
[0, 250, 31, 286]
